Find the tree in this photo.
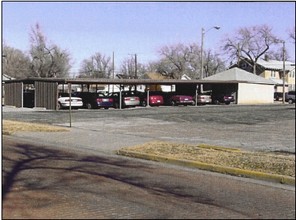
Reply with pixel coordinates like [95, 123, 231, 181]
[153, 43, 225, 79]
[29, 23, 71, 78]
[222, 25, 278, 74]
[203, 50, 226, 77]
[118, 55, 146, 79]
[288, 26, 295, 43]
[78, 53, 113, 78]
[2, 43, 31, 79]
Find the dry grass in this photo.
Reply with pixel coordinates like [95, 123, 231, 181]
[3, 120, 69, 135]
[121, 141, 295, 177]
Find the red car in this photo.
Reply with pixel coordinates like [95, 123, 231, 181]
[169, 95, 195, 106]
[136, 92, 164, 107]
[143, 94, 164, 107]
[212, 93, 235, 105]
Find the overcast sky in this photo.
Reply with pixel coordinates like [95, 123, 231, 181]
[2, 1, 295, 75]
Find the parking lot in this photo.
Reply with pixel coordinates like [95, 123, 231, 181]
[3, 104, 295, 154]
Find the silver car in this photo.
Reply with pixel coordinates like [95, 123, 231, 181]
[109, 91, 140, 108]
[196, 94, 212, 105]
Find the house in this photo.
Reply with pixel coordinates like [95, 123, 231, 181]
[232, 57, 295, 92]
[143, 72, 175, 92]
[203, 67, 275, 104]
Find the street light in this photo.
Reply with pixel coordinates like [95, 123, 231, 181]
[200, 26, 220, 79]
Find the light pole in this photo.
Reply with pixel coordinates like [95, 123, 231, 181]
[200, 26, 220, 79]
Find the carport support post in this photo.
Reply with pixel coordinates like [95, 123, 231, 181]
[195, 84, 198, 106]
[146, 86, 150, 107]
[119, 85, 122, 109]
[68, 83, 72, 127]
[21, 82, 24, 108]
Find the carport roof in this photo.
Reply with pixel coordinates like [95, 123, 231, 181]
[2, 77, 242, 85]
[203, 67, 275, 85]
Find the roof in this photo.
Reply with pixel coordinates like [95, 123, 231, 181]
[256, 59, 295, 71]
[203, 67, 275, 85]
[2, 76, 242, 85]
[2, 74, 15, 81]
[269, 78, 287, 85]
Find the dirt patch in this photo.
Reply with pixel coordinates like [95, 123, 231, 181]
[119, 141, 295, 177]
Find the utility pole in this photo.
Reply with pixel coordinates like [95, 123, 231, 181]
[282, 41, 286, 104]
[134, 54, 137, 92]
[135, 54, 137, 79]
[112, 51, 115, 92]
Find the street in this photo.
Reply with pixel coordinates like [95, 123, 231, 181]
[2, 136, 295, 219]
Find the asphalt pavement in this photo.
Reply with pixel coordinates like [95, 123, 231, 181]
[2, 104, 295, 219]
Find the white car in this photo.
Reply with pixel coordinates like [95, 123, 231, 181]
[196, 94, 212, 105]
[57, 93, 83, 110]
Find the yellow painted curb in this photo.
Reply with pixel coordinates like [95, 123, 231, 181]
[198, 144, 241, 152]
[117, 149, 295, 186]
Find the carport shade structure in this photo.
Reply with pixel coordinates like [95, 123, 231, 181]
[203, 67, 275, 104]
[3, 69, 273, 109]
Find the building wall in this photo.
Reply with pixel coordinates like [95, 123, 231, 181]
[261, 69, 295, 91]
[260, 70, 281, 79]
[287, 69, 295, 91]
[237, 83, 274, 104]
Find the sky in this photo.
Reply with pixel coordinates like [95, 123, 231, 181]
[2, 1, 295, 76]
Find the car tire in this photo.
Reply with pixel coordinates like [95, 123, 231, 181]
[288, 99, 293, 104]
[171, 101, 176, 106]
[142, 101, 147, 107]
[225, 102, 230, 105]
[86, 103, 92, 109]
[213, 100, 219, 105]
[57, 102, 62, 110]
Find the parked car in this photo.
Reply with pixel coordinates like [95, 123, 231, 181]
[57, 93, 83, 110]
[73, 92, 113, 109]
[196, 93, 212, 105]
[285, 90, 295, 104]
[169, 94, 195, 106]
[274, 92, 283, 101]
[109, 91, 140, 108]
[212, 93, 234, 105]
[136, 92, 164, 107]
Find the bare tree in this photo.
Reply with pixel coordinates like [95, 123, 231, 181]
[118, 55, 146, 79]
[2, 43, 31, 79]
[288, 26, 295, 43]
[78, 53, 112, 78]
[154, 43, 225, 79]
[29, 23, 71, 78]
[222, 25, 278, 74]
[203, 50, 226, 77]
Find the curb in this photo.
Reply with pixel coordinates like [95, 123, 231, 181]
[117, 149, 295, 186]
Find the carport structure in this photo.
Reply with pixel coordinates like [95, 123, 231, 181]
[204, 68, 276, 104]
[3, 77, 205, 109]
[3, 69, 275, 110]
